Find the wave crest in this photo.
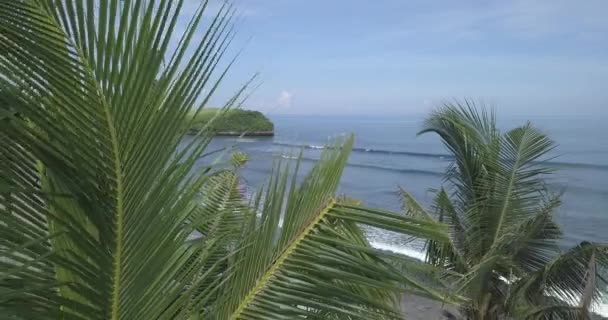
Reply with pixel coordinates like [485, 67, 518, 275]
[273, 142, 608, 171]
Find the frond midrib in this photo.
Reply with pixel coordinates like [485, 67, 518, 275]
[490, 132, 526, 247]
[60, 20, 125, 320]
[24, 1, 128, 317]
[103, 96, 125, 320]
[69, 31, 125, 320]
[229, 199, 336, 319]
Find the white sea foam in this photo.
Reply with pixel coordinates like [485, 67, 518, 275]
[369, 241, 426, 261]
[280, 155, 299, 160]
[597, 298, 608, 317]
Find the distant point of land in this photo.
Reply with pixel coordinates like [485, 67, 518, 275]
[187, 108, 274, 136]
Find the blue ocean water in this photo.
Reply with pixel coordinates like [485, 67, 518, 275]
[198, 114, 608, 249]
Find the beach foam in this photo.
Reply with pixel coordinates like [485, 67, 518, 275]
[369, 241, 426, 261]
[597, 299, 608, 317]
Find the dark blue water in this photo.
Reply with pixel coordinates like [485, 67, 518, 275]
[196, 114, 608, 249]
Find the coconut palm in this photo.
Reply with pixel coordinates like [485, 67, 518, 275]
[0, 1, 450, 318]
[399, 102, 608, 319]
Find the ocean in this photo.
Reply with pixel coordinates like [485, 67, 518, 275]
[192, 113, 608, 315]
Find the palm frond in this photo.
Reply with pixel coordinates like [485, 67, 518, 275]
[418, 100, 500, 258]
[190, 169, 250, 242]
[511, 242, 608, 314]
[521, 304, 592, 320]
[492, 193, 562, 273]
[398, 187, 468, 274]
[210, 137, 452, 319]
[412, 101, 608, 319]
[485, 123, 556, 250]
[1, 1, 251, 318]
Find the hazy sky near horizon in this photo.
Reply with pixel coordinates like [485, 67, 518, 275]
[184, 0, 608, 116]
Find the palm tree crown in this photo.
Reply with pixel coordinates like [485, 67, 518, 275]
[400, 102, 608, 319]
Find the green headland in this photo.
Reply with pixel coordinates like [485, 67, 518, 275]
[187, 108, 274, 136]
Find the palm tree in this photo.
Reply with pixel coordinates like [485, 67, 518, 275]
[399, 102, 608, 319]
[1, 1, 450, 318]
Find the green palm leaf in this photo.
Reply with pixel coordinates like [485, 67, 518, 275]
[487, 123, 556, 250]
[404, 101, 608, 319]
[511, 242, 608, 317]
[1, 0, 249, 318]
[2, 3, 456, 319]
[398, 186, 468, 273]
[418, 101, 500, 258]
[211, 137, 452, 319]
[522, 304, 593, 320]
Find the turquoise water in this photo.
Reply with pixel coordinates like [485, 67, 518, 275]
[197, 114, 608, 248]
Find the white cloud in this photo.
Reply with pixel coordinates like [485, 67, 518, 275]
[277, 90, 293, 108]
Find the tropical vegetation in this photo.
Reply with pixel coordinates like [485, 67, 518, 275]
[399, 102, 608, 319]
[0, 1, 450, 319]
[187, 108, 274, 135]
[2, 1, 607, 319]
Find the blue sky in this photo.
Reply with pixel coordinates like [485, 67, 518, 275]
[184, 0, 608, 116]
